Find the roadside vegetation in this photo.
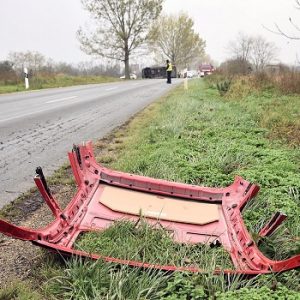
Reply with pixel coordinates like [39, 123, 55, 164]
[210, 71, 300, 146]
[75, 219, 233, 269]
[0, 51, 121, 94]
[0, 74, 119, 94]
[1, 75, 299, 299]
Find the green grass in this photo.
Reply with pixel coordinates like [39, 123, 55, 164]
[41, 260, 300, 299]
[46, 79, 299, 298]
[209, 74, 300, 147]
[43, 258, 170, 300]
[75, 219, 233, 270]
[0, 75, 119, 94]
[0, 281, 41, 300]
[0, 84, 26, 94]
[1, 78, 299, 299]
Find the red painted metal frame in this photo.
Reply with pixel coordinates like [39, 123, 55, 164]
[0, 142, 299, 274]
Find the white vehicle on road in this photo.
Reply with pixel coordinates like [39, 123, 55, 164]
[120, 73, 137, 79]
[186, 70, 198, 78]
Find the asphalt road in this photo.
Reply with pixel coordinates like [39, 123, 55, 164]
[0, 79, 181, 208]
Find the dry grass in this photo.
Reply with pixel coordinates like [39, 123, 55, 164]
[210, 72, 300, 147]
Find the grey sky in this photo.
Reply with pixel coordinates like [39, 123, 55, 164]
[0, 0, 299, 65]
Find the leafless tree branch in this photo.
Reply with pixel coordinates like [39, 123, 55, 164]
[263, 0, 300, 40]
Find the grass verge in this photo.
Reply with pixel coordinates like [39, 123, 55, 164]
[0, 75, 119, 94]
[1, 79, 299, 299]
[207, 74, 300, 147]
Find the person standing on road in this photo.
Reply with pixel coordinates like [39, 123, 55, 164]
[166, 59, 172, 84]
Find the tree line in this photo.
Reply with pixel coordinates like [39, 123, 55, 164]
[218, 33, 279, 75]
[0, 51, 122, 85]
[220, 0, 300, 75]
[1, 0, 207, 84]
[3, 0, 297, 84]
[78, 0, 297, 77]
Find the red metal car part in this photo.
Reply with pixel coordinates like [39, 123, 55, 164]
[0, 141, 299, 275]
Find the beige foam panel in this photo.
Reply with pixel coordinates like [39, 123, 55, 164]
[99, 185, 220, 225]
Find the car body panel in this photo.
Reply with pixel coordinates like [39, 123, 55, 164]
[0, 142, 299, 274]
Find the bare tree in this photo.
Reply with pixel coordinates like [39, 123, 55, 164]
[7, 51, 46, 75]
[78, 0, 163, 79]
[227, 32, 253, 62]
[251, 36, 277, 71]
[227, 33, 278, 72]
[148, 13, 206, 68]
[219, 58, 252, 75]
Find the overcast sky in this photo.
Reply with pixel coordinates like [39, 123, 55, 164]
[0, 0, 299, 66]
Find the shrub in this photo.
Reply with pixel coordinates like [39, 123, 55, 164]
[273, 71, 300, 94]
[216, 80, 232, 96]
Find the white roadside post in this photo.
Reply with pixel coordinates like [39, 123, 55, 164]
[184, 68, 188, 90]
[24, 67, 29, 89]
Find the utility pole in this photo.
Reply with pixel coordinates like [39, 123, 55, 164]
[24, 67, 29, 89]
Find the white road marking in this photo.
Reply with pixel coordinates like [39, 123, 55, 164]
[105, 87, 118, 91]
[0, 96, 79, 123]
[46, 96, 78, 104]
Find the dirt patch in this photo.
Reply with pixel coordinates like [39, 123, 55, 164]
[0, 186, 73, 286]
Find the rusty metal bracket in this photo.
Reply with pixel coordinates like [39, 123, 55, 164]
[0, 142, 299, 274]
